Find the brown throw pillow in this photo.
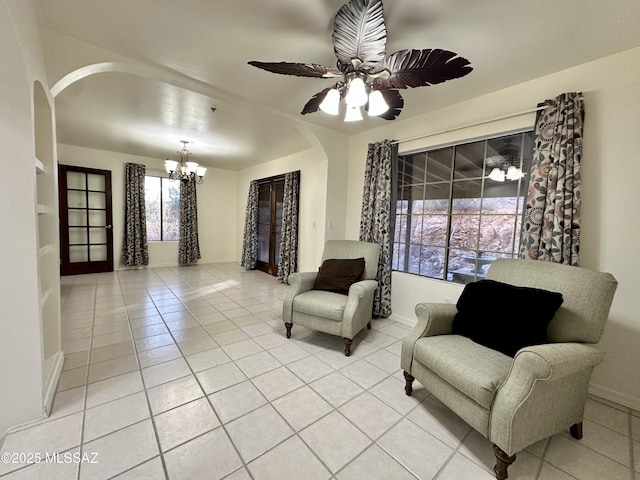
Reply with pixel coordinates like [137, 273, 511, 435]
[314, 258, 366, 295]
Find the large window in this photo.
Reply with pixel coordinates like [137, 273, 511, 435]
[393, 131, 533, 284]
[145, 176, 180, 241]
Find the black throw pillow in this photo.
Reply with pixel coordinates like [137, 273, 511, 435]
[314, 258, 366, 295]
[451, 279, 563, 357]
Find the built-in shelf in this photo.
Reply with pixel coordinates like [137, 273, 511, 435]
[38, 244, 54, 259]
[35, 83, 62, 418]
[35, 157, 45, 174]
[40, 288, 51, 308]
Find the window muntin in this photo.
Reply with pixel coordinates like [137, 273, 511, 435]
[393, 131, 533, 284]
[145, 176, 180, 241]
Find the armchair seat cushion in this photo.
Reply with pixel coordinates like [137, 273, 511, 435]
[413, 335, 513, 408]
[293, 290, 348, 322]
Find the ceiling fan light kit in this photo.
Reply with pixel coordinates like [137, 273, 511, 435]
[249, 0, 472, 122]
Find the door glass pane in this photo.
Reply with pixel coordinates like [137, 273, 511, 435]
[89, 227, 106, 244]
[275, 183, 284, 226]
[88, 210, 106, 227]
[274, 225, 282, 266]
[257, 225, 270, 263]
[68, 210, 87, 226]
[88, 192, 106, 209]
[258, 185, 271, 225]
[87, 173, 105, 191]
[89, 245, 107, 262]
[68, 227, 87, 244]
[67, 172, 86, 189]
[67, 190, 86, 208]
[69, 246, 88, 263]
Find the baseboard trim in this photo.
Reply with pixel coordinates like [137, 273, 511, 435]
[588, 383, 640, 411]
[42, 351, 64, 417]
[388, 313, 416, 328]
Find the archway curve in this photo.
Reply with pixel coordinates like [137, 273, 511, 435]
[50, 61, 329, 161]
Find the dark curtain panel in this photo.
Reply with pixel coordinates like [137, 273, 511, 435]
[240, 180, 259, 269]
[520, 92, 584, 265]
[178, 177, 201, 264]
[277, 171, 300, 284]
[120, 163, 149, 266]
[359, 139, 397, 317]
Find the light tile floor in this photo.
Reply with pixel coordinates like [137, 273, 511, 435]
[1, 263, 638, 480]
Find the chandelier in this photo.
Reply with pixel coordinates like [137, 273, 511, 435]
[164, 140, 207, 184]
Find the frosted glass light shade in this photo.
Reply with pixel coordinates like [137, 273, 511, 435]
[368, 90, 389, 116]
[506, 166, 525, 180]
[319, 88, 340, 115]
[488, 167, 505, 182]
[186, 162, 199, 173]
[164, 160, 178, 173]
[344, 106, 363, 122]
[196, 166, 207, 177]
[345, 77, 368, 107]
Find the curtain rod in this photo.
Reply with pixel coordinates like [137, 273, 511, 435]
[391, 105, 546, 146]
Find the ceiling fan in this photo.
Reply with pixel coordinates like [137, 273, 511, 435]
[249, 0, 472, 122]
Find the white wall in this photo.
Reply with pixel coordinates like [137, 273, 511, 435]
[58, 144, 238, 268]
[0, 0, 51, 437]
[343, 46, 640, 408]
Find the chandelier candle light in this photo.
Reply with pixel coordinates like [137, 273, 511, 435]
[164, 140, 207, 184]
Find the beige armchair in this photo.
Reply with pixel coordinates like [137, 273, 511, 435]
[401, 258, 617, 479]
[283, 240, 380, 356]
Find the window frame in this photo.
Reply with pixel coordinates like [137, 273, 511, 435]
[393, 129, 533, 284]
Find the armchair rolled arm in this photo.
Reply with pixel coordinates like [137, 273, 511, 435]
[401, 303, 458, 372]
[341, 279, 378, 337]
[287, 272, 318, 295]
[282, 272, 318, 324]
[490, 342, 605, 454]
[509, 343, 604, 382]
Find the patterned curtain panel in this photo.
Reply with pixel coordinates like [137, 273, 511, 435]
[277, 171, 300, 284]
[120, 163, 149, 267]
[520, 92, 584, 265]
[240, 180, 259, 269]
[178, 178, 201, 264]
[359, 139, 398, 317]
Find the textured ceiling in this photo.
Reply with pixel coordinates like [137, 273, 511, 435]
[37, 0, 640, 170]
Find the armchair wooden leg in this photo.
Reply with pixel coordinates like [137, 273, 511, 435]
[493, 445, 516, 480]
[367, 321, 371, 329]
[343, 338, 352, 356]
[570, 422, 583, 439]
[403, 371, 414, 396]
[284, 322, 292, 339]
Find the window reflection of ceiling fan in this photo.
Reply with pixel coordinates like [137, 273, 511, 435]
[248, 0, 472, 121]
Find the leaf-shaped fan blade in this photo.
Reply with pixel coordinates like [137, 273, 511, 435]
[301, 88, 332, 115]
[377, 89, 404, 120]
[332, 0, 386, 69]
[374, 49, 472, 90]
[248, 61, 342, 78]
